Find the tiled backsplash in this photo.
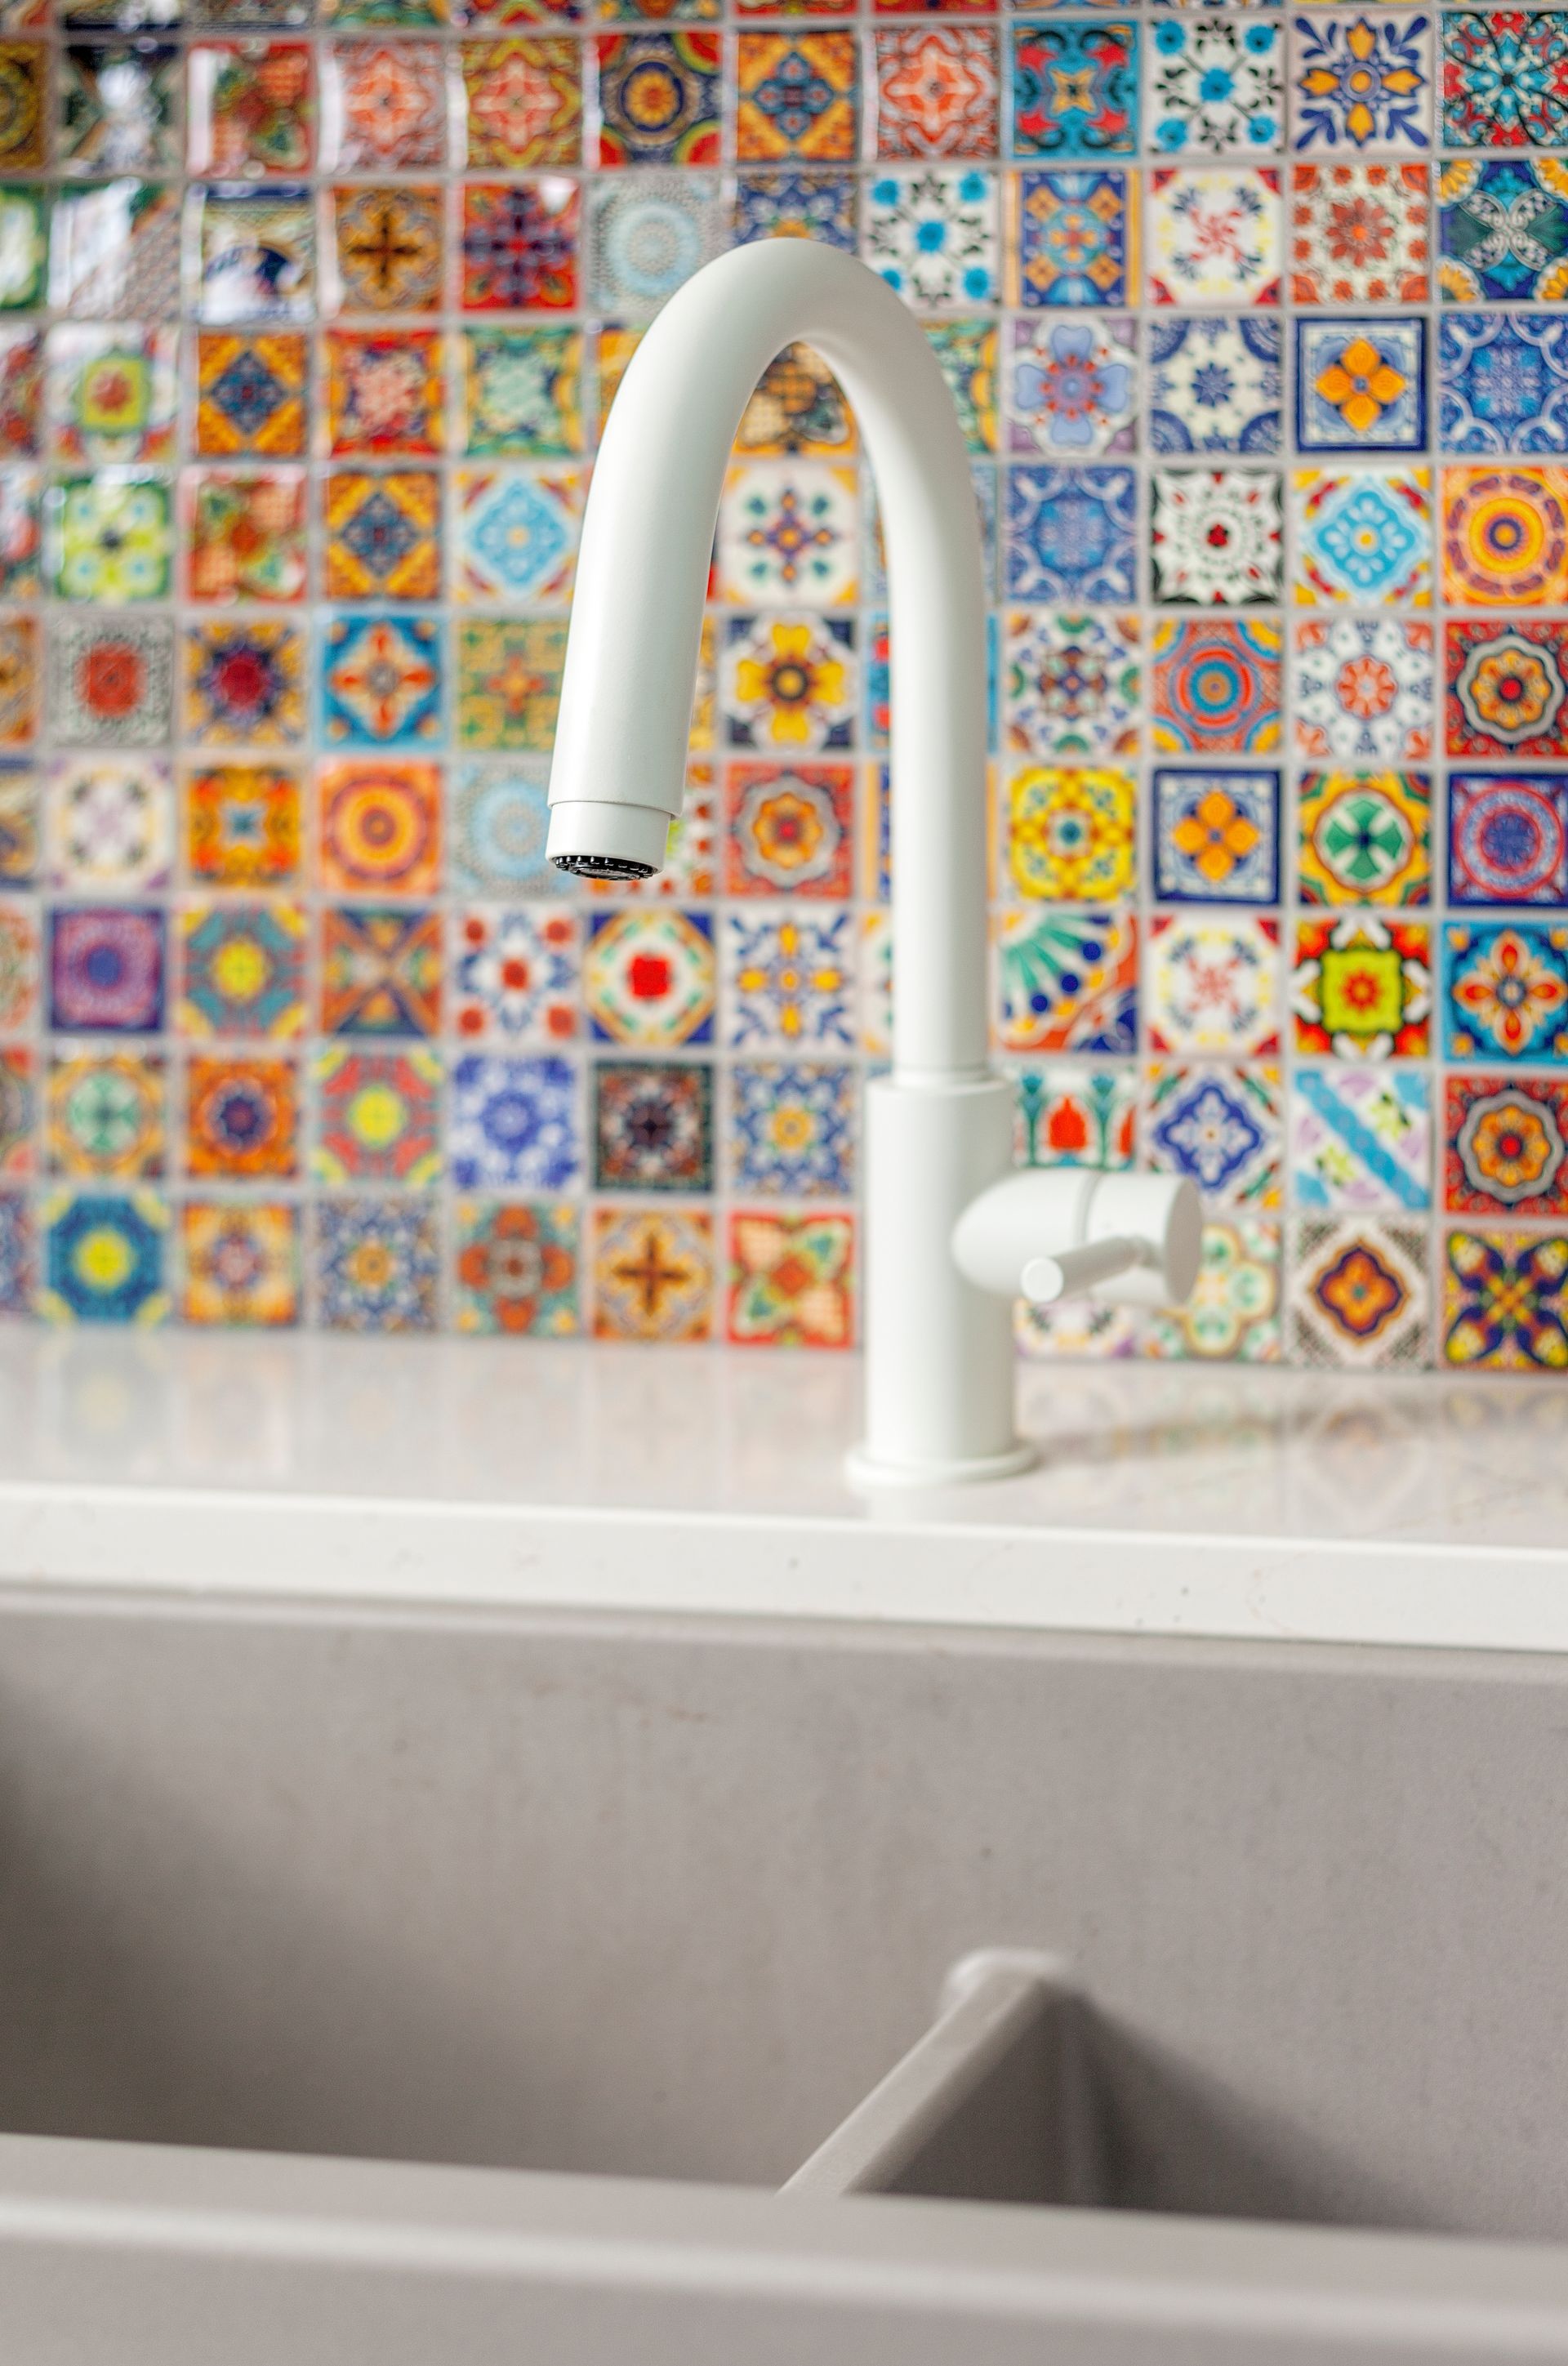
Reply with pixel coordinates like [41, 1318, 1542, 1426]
[0, 0, 1566, 1368]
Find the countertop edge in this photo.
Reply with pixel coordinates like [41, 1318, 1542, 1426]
[0, 1480, 1564, 1659]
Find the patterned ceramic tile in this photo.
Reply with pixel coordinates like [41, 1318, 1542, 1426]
[463, 176, 579, 312]
[1290, 1066, 1432, 1211]
[49, 472, 171, 604]
[1004, 318, 1135, 457]
[865, 166, 1000, 308]
[1012, 1061, 1136, 1169]
[734, 170, 857, 249]
[46, 1050, 166, 1182]
[1446, 618, 1568, 757]
[1151, 467, 1282, 605]
[1010, 20, 1138, 158]
[322, 615, 444, 748]
[177, 899, 307, 1039]
[455, 617, 566, 750]
[1448, 769, 1568, 906]
[188, 40, 314, 175]
[1440, 464, 1568, 604]
[1442, 9, 1568, 149]
[719, 615, 857, 756]
[1294, 916, 1432, 1057]
[1439, 314, 1568, 454]
[595, 32, 719, 166]
[1293, 617, 1434, 761]
[1142, 1218, 1281, 1361]
[1012, 167, 1131, 309]
[590, 172, 722, 310]
[1147, 165, 1281, 306]
[1291, 12, 1432, 154]
[311, 1045, 441, 1186]
[323, 38, 447, 171]
[48, 327, 177, 465]
[724, 761, 853, 895]
[1442, 1228, 1568, 1370]
[1147, 914, 1280, 1057]
[51, 615, 172, 746]
[1147, 317, 1281, 456]
[1292, 466, 1432, 605]
[448, 1050, 578, 1188]
[47, 907, 165, 1034]
[313, 1197, 438, 1333]
[1290, 159, 1431, 305]
[461, 327, 580, 457]
[1150, 617, 1283, 754]
[1445, 1072, 1568, 1215]
[325, 463, 444, 604]
[452, 1199, 579, 1337]
[873, 26, 999, 160]
[1288, 1216, 1429, 1368]
[726, 1209, 853, 1349]
[182, 1202, 300, 1328]
[736, 33, 857, 161]
[186, 466, 309, 604]
[1001, 610, 1138, 759]
[1298, 769, 1431, 905]
[195, 185, 315, 323]
[728, 1058, 856, 1195]
[591, 1204, 714, 1343]
[336, 183, 447, 313]
[0, 1189, 33, 1311]
[721, 907, 854, 1048]
[1146, 1062, 1281, 1205]
[58, 40, 180, 173]
[717, 460, 859, 605]
[327, 330, 443, 457]
[1003, 764, 1136, 901]
[452, 903, 578, 1044]
[457, 464, 582, 604]
[583, 909, 715, 1046]
[1147, 19, 1284, 157]
[184, 620, 305, 746]
[39, 1188, 169, 1327]
[1004, 464, 1135, 600]
[321, 907, 442, 1037]
[1445, 920, 1568, 1064]
[47, 755, 172, 894]
[592, 1059, 711, 1195]
[466, 36, 583, 167]
[996, 908, 1138, 1053]
[1296, 319, 1427, 453]
[1152, 767, 1281, 903]
[1438, 158, 1568, 305]
[186, 1053, 299, 1179]
[195, 331, 308, 457]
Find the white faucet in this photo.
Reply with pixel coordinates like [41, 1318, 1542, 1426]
[547, 241, 1200, 1486]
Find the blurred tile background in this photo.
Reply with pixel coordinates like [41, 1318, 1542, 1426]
[0, 0, 1566, 1369]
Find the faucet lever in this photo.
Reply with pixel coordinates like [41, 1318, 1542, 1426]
[952, 1170, 1202, 1313]
[1020, 1237, 1146, 1306]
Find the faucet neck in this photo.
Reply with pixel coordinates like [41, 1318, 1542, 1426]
[546, 240, 991, 1084]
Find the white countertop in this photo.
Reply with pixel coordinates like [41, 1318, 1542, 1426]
[0, 1328, 1564, 1656]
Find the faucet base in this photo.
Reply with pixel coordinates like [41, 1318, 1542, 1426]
[844, 1438, 1039, 1492]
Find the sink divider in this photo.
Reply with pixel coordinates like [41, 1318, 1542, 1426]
[782, 1953, 1102, 2208]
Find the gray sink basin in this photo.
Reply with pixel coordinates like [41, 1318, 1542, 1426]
[3, 1584, 1568, 2360]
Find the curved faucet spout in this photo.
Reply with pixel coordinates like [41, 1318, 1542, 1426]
[546, 239, 990, 1085]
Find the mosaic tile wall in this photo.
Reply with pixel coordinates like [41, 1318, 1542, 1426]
[0, 0, 1566, 1366]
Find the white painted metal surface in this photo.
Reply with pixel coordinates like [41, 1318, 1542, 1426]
[543, 242, 1197, 1485]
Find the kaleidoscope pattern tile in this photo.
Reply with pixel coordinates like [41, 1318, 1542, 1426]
[0, 16, 1552, 1366]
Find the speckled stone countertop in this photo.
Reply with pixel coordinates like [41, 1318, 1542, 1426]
[0, 1330, 1564, 1655]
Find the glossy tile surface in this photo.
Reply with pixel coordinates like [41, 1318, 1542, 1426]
[0, 0, 1562, 1376]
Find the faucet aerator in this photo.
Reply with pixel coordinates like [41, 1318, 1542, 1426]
[550, 853, 657, 882]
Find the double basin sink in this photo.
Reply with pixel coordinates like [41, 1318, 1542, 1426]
[2, 1571, 1568, 2358]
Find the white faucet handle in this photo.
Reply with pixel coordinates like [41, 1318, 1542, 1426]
[951, 1170, 1203, 1312]
[1020, 1236, 1145, 1305]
